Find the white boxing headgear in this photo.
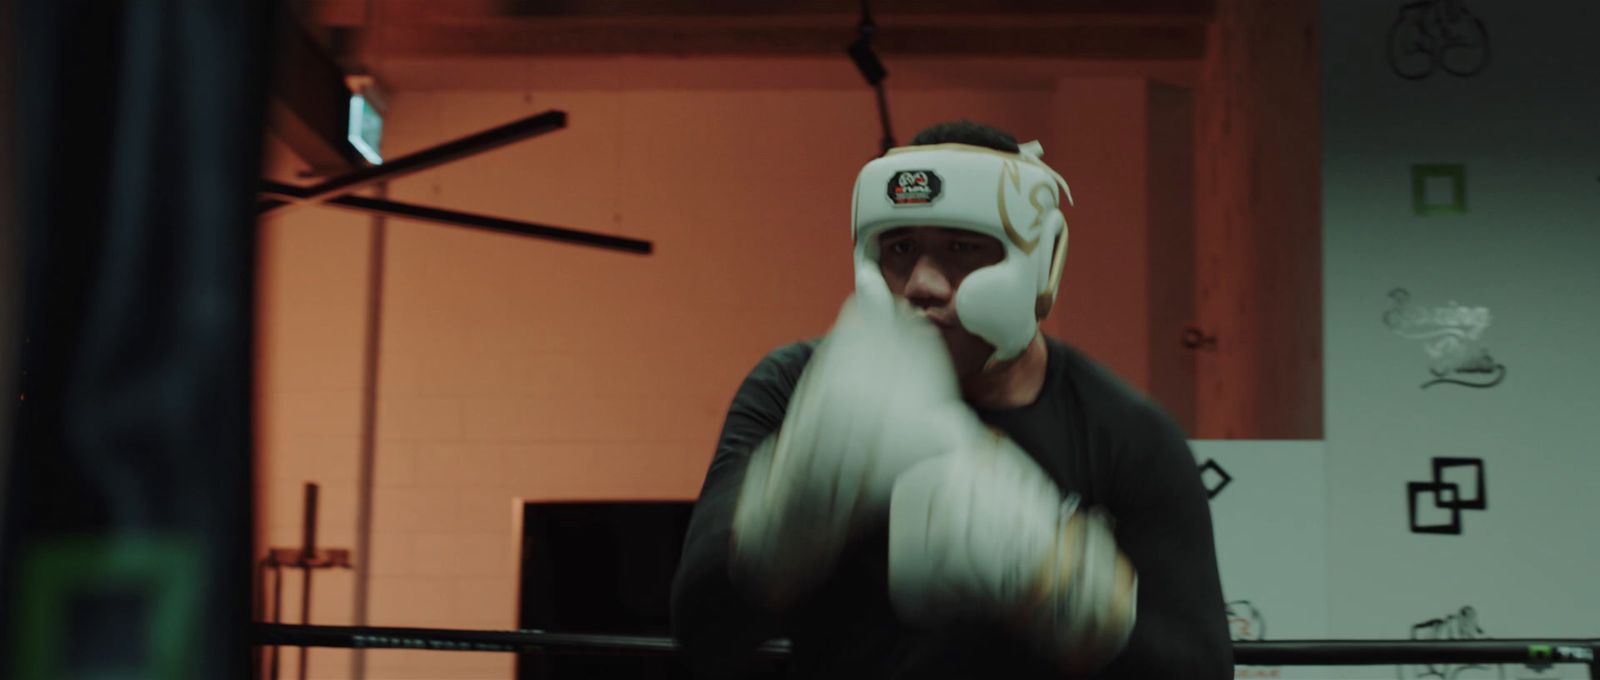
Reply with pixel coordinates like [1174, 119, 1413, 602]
[851, 141, 1073, 363]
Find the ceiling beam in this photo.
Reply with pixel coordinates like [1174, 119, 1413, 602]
[342, 22, 1206, 60]
[268, 7, 362, 175]
[308, 0, 1214, 26]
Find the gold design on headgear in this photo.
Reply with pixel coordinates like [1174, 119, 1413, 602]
[997, 160, 1055, 255]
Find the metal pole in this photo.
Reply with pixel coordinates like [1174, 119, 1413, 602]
[298, 483, 318, 680]
[350, 183, 387, 680]
[270, 560, 283, 680]
[253, 559, 268, 680]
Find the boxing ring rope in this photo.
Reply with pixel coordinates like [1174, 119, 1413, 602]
[253, 623, 1600, 671]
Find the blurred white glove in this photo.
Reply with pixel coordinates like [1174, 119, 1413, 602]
[731, 285, 987, 609]
[888, 434, 1138, 673]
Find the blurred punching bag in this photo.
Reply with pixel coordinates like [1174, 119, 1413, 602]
[1, 0, 272, 678]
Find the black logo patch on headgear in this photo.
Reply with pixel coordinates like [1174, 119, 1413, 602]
[887, 170, 942, 206]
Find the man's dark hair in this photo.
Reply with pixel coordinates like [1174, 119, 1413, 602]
[907, 120, 1020, 153]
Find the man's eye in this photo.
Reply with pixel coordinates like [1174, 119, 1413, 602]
[951, 241, 984, 253]
[885, 240, 916, 255]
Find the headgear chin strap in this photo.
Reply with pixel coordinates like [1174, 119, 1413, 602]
[851, 142, 1073, 364]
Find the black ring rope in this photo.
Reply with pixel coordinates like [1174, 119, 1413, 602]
[253, 623, 1599, 668]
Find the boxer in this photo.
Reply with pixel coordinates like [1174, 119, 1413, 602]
[673, 120, 1232, 679]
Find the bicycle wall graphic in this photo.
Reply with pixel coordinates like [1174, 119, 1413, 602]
[1388, 0, 1490, 80]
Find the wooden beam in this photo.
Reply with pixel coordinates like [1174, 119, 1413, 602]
[358, 23, 1206, 59]
[308, 0, 1215, 26]
[1192, 0, 1322, 439]
[492, 0, 1215, 17]
[268, 7, 362, 174]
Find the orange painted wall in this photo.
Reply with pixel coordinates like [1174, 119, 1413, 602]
[1041, 78, 1200, 433]
[1193, 0, 1323, 439]
[1041, 78, 1155, 397]
[256, 63, 1204, 679]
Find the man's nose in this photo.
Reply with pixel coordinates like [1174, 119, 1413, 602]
[902, 255, 953, 307]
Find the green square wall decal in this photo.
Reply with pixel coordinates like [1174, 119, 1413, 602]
[1412, 164, 1468, 216]
[10, 535, 201, 680]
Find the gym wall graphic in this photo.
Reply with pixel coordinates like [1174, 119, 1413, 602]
[1406, 457, 1486, 535]
[1206, 460, 1272, 678]
[1387, 0, 1491, 80]
[1206, 462, 1281, 680]
[1190, 440, 1329, 676]
[1383, 288, 1505, 389]
[1227, 600, 1280, 679]
[1228, 599, 1268, 643]
[1396, 606, 1575, 680]
[1325, 0, 1600, 653]
[1199, 458, 1233, 500]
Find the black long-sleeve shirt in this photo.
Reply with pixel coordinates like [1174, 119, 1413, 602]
[671, 336, 1233, 679]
